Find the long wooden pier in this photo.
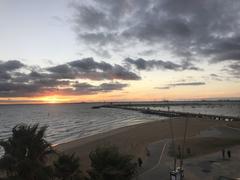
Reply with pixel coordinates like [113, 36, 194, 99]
[92, 104, 240, 121]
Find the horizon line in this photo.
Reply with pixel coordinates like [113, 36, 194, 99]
[0, 98, 240, 106]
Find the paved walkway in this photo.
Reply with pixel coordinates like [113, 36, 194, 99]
[184, 145, 240, 179]
[135, 125, 240, 180]
[136, 140, 170, 180]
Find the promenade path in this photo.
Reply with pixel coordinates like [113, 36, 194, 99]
[183, 145, 240, 179]
[137, 140, 171, 180]
[135, 125, 240, 180]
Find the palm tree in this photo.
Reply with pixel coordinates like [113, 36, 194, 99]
[87, 145, 137, 180]
[0, 124, 54, 180]
[54, 153, 82, 180]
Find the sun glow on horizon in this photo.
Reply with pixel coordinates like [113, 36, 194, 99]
[37, 96, 68, 104]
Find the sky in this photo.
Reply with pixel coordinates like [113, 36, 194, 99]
[0, 0, 240, 104]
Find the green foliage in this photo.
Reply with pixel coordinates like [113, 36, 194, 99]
[0, 124, 137, 180]
[54, 153, 82, 180]
[0, 124, 53, 180]
[87, 145, 137, 180]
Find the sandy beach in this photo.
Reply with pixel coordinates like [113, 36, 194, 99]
[55, 117, 232, 172]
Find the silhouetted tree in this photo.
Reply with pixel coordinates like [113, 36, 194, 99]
[54, 153, 82, 180]
[0, 124, 54, 180]
[87, 145, 137, 180]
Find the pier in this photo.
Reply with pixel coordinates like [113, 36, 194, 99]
[92, 104, 240, 121]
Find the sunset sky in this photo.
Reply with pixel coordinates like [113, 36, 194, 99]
[0, 0, 240, 104]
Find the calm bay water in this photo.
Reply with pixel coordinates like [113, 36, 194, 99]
[0, 101, 239, 156]
[0, 103, 164, 146]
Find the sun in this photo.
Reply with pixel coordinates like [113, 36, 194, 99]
[47, 97, 59, 104]
[39, 96, 62, 104]
[34, 95, 78, 104]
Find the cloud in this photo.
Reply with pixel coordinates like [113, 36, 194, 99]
[125, 58, 181, 71]
[0, 60, 25, 80]
[0, 59, 139, 97]
[0, 81, 127, 97]
[209, 73, 223, 81]
[223, 62, 240, 79]
[125, 58, 200, 71]
[72, 0, 240, 63]
[47, 58, 141, 81]
[0, 99, 42, 104]
[155, 86, 170, 90]
[0, 60, 25, 71]
[74, 82, 128, 94]
[210, 74, 218, 77]
[0, 82, 45, 97]
[156, 82, 206, 90]
[138, 50, 157, 56]
[169, 82, 206, 86]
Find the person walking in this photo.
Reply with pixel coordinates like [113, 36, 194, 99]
[138, 157, 143, 167]
[222, 149, 225, 160]
[227, 150, 231, 160]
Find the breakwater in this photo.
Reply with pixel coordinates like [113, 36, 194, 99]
[92, 104, 240, 121]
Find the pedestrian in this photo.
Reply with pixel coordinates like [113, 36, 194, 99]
[222, 149, 225, 160]
[227, 150, 231, 159]
[138, 157, 143, 167]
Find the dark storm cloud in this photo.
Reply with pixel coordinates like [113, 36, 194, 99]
[125, 58, 200, 71]
[72, 0, 240, 63]
[0, 59, 138, 97]
[156, 82, 206, 90]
